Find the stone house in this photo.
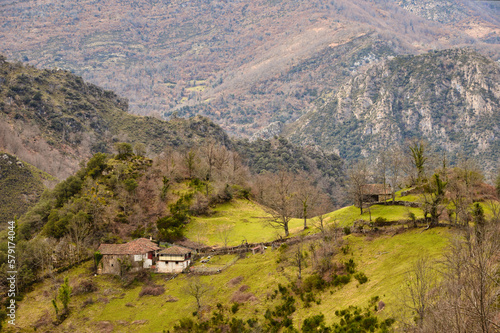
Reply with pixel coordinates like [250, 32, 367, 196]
[97, 238, 160, 275]
[361, 184, 392, 202]
[156, 246, 192, 273]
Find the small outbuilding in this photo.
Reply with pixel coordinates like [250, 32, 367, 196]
[97, 238, 160, 275]
[362, 184, 392, 202]
[156, 246, 192, 273]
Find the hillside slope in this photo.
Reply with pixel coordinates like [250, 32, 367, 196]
[0, 152, 56, 225]
[10, 227, 451, 332]
[286, 48, 500, 173]
[0, 57, 229, 179]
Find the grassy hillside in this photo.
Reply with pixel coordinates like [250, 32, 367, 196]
[0, 152, 56, 225]
[9, 227, 451, 332]
[185, 199, 425, 247]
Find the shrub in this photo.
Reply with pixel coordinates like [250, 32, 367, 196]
[343, 227, 351, 235]
[81, 297, 94, 309]
[344, 259, 356, 274]
[354, 272, 368, 284]
[139, 284, 165, 297]
[375, 216, 388, 224]
[72, 280, 98, 295]
[231, 303, 240, 314]
[302, 274, 326, 292]
[332, 274, 351, 287]
[302, 314, 327, 332]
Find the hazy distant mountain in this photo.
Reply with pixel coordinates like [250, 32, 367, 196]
[0, 0, 498, 137]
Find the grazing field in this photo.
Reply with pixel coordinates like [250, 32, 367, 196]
[12, 223, 451, 332]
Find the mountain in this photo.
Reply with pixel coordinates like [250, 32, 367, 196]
[0, 152, 56, 225]
[0, 56, 230, 179]
[0, 0, 498, 137]
[285, 48, 500, 174]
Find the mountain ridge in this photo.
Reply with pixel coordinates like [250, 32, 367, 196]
[285, 48, 500, 176]
[1, 0, 498, 137]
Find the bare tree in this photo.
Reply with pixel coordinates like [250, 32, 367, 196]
[184, 277, 212, 316]
[201, 140, 217, 181]
[377, 150, 389, 205]
[67, 211, 92, 259]
[217, 225, 233, 248]
[290, 239, 307, 280]
[388, 145, 403, 202]
[184, 148, 198, 179]
[295, 172, 320, 230]
[425, 222, 500, 333]
[400, 255, 438, 329]
[313, 195, 334, 234]
[347, 161, 369, 214]
[260, 171, 297, 237]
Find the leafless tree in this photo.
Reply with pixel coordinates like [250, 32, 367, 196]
[347, 160, 369, 214]
[388, 145, 404, 202]
[260, 171, 297, 237]
[400, 255, 438, 330]
[377, 150, 389, 205]
[290, 239, 306, 280]
[217, 225, 233, 248]
[184, 148, 198, 179]
[184, 277, 212, 316]
[295, 172, 320, 230]
[68, 211, 92, 259]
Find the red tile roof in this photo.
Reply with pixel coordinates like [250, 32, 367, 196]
[98, 238, 160, 255]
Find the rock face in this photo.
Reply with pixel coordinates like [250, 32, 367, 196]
[286, 49, 500, 173]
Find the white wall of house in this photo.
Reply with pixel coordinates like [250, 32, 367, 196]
[156, 259, 191, 273]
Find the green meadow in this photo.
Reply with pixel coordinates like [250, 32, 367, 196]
[13, 226, 451, 332]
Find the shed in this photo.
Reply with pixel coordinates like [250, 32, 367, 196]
[361, 184, 392, 202]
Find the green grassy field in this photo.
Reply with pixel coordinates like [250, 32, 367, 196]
[184, 200, 308, 246]
[184, 199, 424, 247]
[12, 227, 452, 332]
[320, 204, 424, 228]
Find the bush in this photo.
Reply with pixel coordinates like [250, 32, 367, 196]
[332, 274, 351, 287]
[375, 216, 388, 224]
[302, 274, 327, 292]
[231, 303, 240, 314]
[343, 227, 351, 235]
[81, 297, 94, 309]
[302, 314, 327, 332]
[344, 259, 356, 274]
[139, 284, 165, 297]
[72, 280, 98, 295]
[354, 272, 368, 284]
